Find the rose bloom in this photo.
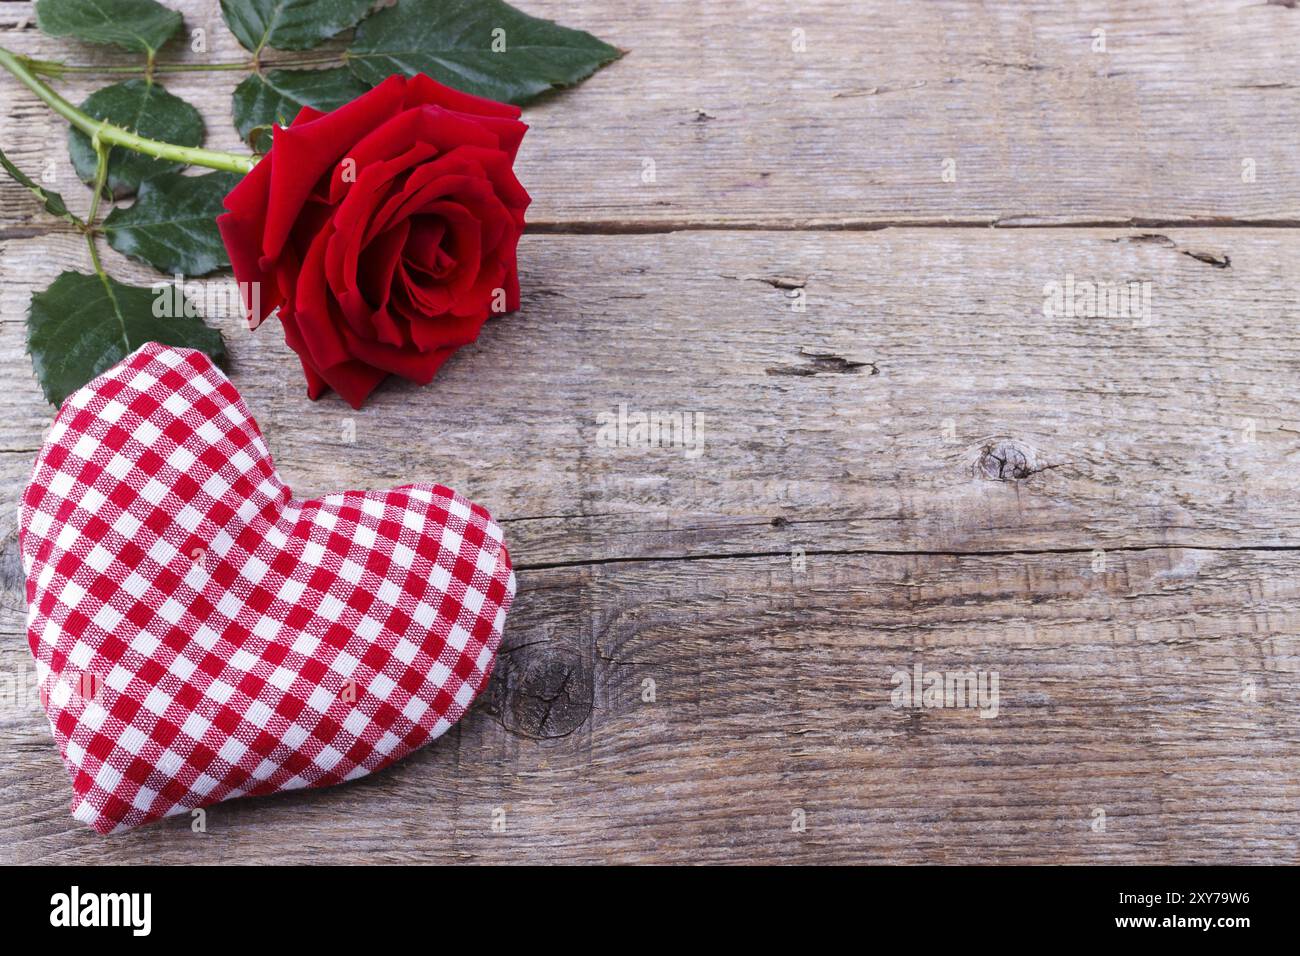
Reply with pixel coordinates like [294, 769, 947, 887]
[219, 74, 530, 409]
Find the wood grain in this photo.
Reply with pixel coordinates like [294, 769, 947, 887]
[0, 0, 1297, 864]
[1, 0, 1298, 227]
[3, 547, 1297, 864]
[2, 228, 1298, 563]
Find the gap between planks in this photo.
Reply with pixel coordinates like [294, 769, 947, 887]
[6, 221, 1300, 241]
[526, 219, 1300, 234]
[512, 541, 1300, 572]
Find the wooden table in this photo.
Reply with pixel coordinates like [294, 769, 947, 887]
[1, 0, 1297, 864]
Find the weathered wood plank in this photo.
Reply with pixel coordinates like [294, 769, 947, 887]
[1, 0, 1298, 226]
[0, 227, 1295, 861]
[1, 229, 1296, 565]
[1, 0, 1296, 865]
[2, 547, 1296, 863]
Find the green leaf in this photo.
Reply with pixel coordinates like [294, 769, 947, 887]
[220, 0, 373, 52]
[102, 171, 241, 276]
[68, 80, 205, 200]
[28, 272, 226, 407]
[243, 124, 276, 154]
[0, 146, 79, 225]
[35, 0, 182, 58]
[347, 0, 622, 105]
[232, 68, 370, 144]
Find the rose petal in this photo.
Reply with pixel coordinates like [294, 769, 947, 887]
[325, 106, 498, 207]
[293, 227, 355, 373]
[404, 73, 522, 120]
[217, 155, 279, 326]
[339, 325, 459, 385]
[278, 294, 387, 410]
[263, 76, 408, 261]
[408, 309, 489, 353]
[354, 221, 411, 347]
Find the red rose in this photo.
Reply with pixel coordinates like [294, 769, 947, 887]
[218, 74, 530, 409]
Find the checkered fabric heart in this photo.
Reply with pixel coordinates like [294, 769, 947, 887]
[19, 343, 515, 834]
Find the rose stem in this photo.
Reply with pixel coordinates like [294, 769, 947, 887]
[84, 139, 112, 283]
[0, 47, 256, 175]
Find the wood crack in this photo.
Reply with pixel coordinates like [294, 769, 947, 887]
[524, 218, 1300, 235]
[7, 221, 1300, 243]
[514, 542, 1300, 573]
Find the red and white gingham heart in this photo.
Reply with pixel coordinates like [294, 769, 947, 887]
[20, 343, 514, 833]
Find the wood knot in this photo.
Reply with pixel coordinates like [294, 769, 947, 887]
[972, 439, 1043, 481]
[0, 525, 25, 615]
[493, 647, 593, 740]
